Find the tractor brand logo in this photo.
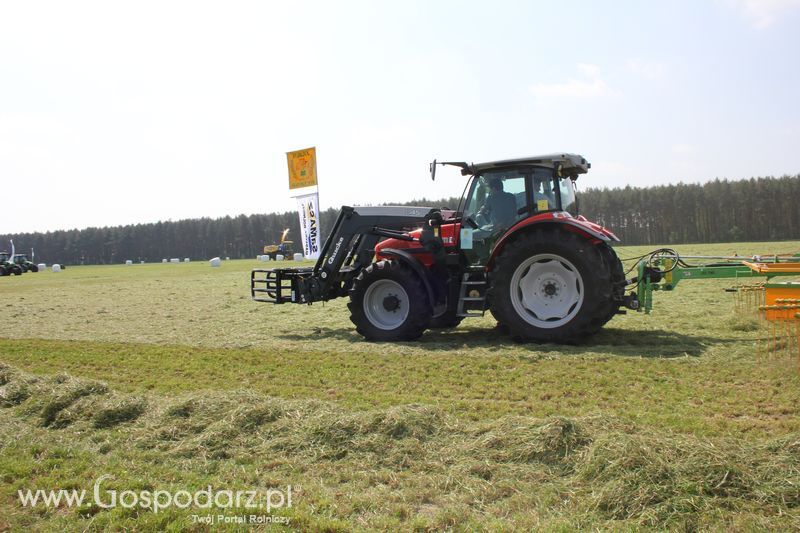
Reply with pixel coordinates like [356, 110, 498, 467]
[327, 237, 344, 265]
[305, 202, 319, 255]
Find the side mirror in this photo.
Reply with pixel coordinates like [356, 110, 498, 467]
[429, 159, 437, 181]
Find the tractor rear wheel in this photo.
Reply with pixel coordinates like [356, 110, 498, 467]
[29, 264, 39, 273]
[591, 243, 625, 329]
[0, 266, 7, 276]
[12, 265, 23, 276]
[348, 260, 431, 341]
[489, 229, 616, 343]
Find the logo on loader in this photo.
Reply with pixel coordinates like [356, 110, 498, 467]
[327, 237, 344, 265]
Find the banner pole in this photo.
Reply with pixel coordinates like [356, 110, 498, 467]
[286, 147, 322, 260]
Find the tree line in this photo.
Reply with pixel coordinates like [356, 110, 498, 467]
[579, 175, 800, 245]
[1, 175, 797, 265]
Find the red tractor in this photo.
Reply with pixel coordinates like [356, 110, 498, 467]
[252, 154, 634, 343]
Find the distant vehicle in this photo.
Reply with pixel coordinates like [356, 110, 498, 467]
[0, 251, 23, 276]
[263, 228, 295, 259]
[12, 253, 39, 273]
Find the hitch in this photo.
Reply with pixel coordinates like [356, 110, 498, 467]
[623, 292, 640, 311]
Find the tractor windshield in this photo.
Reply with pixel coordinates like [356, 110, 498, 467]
[0, 253, 7, 262]
[462, 169, 527, 231]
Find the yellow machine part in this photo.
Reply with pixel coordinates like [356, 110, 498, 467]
[743, 261, 800, 274]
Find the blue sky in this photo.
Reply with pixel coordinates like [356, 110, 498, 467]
[2, 0, 799, 233]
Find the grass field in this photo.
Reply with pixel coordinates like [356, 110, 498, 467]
[1, 241, 800, 531]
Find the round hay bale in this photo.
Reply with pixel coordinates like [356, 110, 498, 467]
[225, 256, 230, 260]
[293, 253, 303, 261]
[170, 258, 180, 264]
[276, 254, 285, 261]
[51, 264, 61, 273]
[37, 263, 46, 270]
[162, 259, 168, 263]
[125, 260, 133, 265]
[184, 258, 190, 263]
[209, 257, 221, 267]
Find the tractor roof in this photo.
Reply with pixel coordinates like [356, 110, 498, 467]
[473, 153, 590, 175]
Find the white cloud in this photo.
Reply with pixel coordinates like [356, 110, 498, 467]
[627, 58, 667, 80]
[722, 0, 800, 29]
[530, 63, 610, 99]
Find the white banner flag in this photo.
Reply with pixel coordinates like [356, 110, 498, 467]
[295, 193, 321, 259]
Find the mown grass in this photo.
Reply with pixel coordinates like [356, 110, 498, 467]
[1, 241, 799, 530]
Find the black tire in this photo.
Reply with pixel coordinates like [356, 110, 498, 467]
[0, 266, 7, 276]
[12, 265, 23, 276]
[348, 260, 431, 341]
[592, 243, 625, 329]
[488, 228, 617, 343]
[29, 264, 39, 273]
[428, 310, 463, 329]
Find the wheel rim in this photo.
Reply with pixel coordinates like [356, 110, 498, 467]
[363, 279, 410, 330]
[509, 253, 584, 329]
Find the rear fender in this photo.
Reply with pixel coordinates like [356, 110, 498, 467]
[487, 217, 618, 271]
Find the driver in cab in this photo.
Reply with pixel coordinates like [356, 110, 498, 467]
[477, 177, 517, 228]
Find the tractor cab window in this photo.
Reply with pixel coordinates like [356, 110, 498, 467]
[463, 170, 526, 232]
[532, 168, 557, 212]
[461, 170, 527, 264]
[559, 177, 577, 214]
[530, 168, 578, 215]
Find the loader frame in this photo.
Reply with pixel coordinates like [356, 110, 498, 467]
[252, 205, 446, 308]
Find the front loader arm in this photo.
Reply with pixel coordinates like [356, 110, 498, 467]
[252, 205, 437, 305]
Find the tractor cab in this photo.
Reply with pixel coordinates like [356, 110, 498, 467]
[0, 251, 8, 263]
[432, 154, 594, 265]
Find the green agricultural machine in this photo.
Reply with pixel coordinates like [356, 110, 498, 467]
[633, 250, 800, 313]
[0, 251, 23, 276]
[12, 253, 38, 273]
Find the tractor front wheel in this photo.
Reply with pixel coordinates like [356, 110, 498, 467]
[489, 229, 615, 343]
[348, 260, 431, 341]
[29, 264, 39, 273]
[11, 265, 23, 276]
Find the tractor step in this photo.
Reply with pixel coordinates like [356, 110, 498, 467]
[457, 272, 487, 318]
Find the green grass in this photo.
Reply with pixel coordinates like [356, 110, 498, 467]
[1, 242, 799, 530]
